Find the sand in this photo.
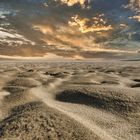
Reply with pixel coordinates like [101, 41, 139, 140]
[0, 60, 139, 140]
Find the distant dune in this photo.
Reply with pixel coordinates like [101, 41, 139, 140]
[123, 58, 140, 61]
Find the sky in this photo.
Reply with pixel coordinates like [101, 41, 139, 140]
[0, 0, 140, 60]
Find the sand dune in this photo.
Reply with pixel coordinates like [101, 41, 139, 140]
[56, 88, 139, 114]
[0, 101, 98, 140]
[0, 61, 139, 140]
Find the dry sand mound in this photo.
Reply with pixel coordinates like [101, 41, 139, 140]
[56, 89, 140, 114]
[0, 101, 99, 140]
[5, 77, 40, 88]
[1, 76, 39, 119]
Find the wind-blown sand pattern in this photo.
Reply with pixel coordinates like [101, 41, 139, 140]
[0, 61, 140, 140]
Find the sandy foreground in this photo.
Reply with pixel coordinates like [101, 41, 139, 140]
[0, 60, 139, 140]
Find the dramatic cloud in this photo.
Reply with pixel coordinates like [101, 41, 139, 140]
[126, 0, 140, 22]
[129, 15, 140, 22]
[0, 0, 140, 59]
[68, 14, 113, 33]
[33, 24, 100, 51]
[56, 0, 88, 8]
[127, 0, 140, 12]
[0, 27, 34, 45]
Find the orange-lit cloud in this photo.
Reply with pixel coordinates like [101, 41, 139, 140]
[125, 0, 140, 22]
[33, 23, 135, 57]
[0, 53, 65, 60]
[129, 15, 140, 22]
[33, 24, 100, 51]
[119, 24, 127, 28]
[126, 0, 140, 12]
[68, 15, 113, 33]
[56, 0, 87, 8]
